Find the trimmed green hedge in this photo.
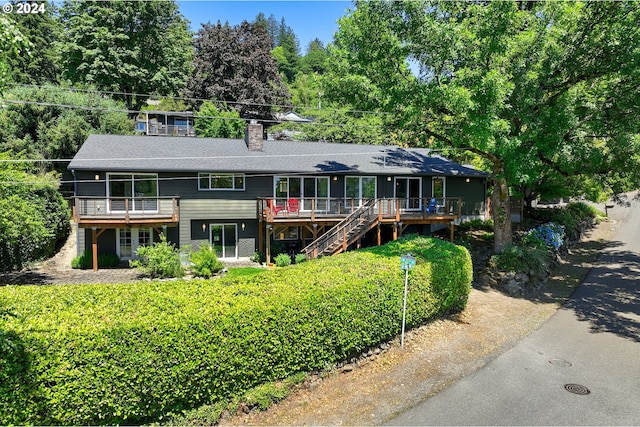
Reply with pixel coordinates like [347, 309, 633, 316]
[0, 235, 471, 425]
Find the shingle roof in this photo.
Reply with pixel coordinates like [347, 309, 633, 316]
[68, 134, 488, 177]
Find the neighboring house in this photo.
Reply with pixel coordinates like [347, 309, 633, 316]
[135, 111, 196, 136]
[68, 122, 488, 269]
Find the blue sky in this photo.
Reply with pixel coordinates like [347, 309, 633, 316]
[178, 1, 352, 51]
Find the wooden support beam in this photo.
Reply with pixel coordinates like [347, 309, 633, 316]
[377, 224, 381, 246]
[266, 226, 272, 265]
[258, 219, 263, 254]
[92, 228, 98, 272]
[450, 222, 455, 242]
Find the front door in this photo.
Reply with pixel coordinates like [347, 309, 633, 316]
[395, 177, 422, 211]
[210, 224, 238, 259]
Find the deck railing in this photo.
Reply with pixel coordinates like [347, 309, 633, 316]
[145, 124, 196, 137]
[258, 197, 462, 220]
[301, 198, 379, 259]
[73, 197, 180, 223]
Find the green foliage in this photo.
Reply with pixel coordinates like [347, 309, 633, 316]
[224, 267, 264, 279]
[530, 202, 602, 241]
[4, 6, 60, 84]
[491, 244, 548, 277]
[57, 0, 193, 112]
[294, 253, 307, 264]
[0, 235, 471, 425]
[0, 154, 70, 271]
[0, 85, 132, 171]
[457, 219, 494, 232]
[71, 251, 120, 269]
[250, 251, 266, 264]
[274, 253, 292, 267]
[327, 0, 640, 250]
[129, 234, 184, 278]
[0, 15, 29, 92]
[194, 102, 245, 139]
[189, 245, 224, 278]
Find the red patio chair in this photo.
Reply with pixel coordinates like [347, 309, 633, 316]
[267, 199, 286, 216]
[287, 198, 300, 216]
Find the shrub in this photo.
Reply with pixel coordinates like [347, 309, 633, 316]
[190, 245, 224, 278]
[274, 253, 292, 267]
[129, 234, 184, 278]
[491, 244, 548, 276]
[525, 222, 565, 250]
[71, 251, 120, 269]
[250, 251, 266, 264]
[294, 253, 307, 264]
[457, 218, 494, 232]
[0, 235, 471, 425]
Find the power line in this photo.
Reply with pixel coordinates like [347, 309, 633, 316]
[7, 82, 395, 117]
[0, 99, 388, 129]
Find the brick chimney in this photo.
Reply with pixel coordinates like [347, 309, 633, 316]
[245, 120, 263, 151]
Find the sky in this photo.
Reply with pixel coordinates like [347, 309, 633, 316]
[178, 0, 353, 51]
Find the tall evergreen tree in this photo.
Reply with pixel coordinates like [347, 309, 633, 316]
[57, 0, 193, 113]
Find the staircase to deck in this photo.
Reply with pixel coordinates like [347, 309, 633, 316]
[301, 199, 380, 259]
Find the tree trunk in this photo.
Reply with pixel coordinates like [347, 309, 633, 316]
[492, 164, 512, 253]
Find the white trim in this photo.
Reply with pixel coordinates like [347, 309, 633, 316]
[106, 173, 159, 213]
[345, 175, 377, 207]
[394, 177, 422, 211]
[198, 172, 245, 191]
[116, 227, 154, 260]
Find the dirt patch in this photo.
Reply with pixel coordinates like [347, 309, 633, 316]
[219, 220, 611, 426]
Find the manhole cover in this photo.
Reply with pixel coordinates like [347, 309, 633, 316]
[549, 358, 572, 367]
[564, 384, 590, 395]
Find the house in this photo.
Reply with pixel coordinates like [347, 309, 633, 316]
[135, 111, 196, 136]
[68, 122, 488, 270]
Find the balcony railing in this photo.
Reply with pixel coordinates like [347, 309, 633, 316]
[258, 197, 462, 221]
[73, 197, 180, 224]
[145, 124, 196, 137]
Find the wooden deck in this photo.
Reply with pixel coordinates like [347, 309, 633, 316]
[258, 197, 462, 256]
[73, 197, 180, 228]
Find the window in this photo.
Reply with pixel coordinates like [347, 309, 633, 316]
[107, 173, 158, 212]
[275, 226, 299, 240]
[198, 173, 245, 190]
[345, 176, 377, 209]
[274, 176, 329, 211]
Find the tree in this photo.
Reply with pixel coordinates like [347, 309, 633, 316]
[300, 39, 328, 75]
[274, 18, 300, 82]
[57, 0, 193, 114]
[4, 3, 60, 84]
[325, 0, 640, 252]
[194, 102, 245, 139]
[0, 85, 132, 172]
[186, 20, 290, 118]
[0, 15, 29, 93]
[0, 153, 70, 271]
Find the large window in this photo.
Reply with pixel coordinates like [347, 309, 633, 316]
[345, 176, 377, 209]
[274, 176, 329, 211]
[199, 173, 245, 191]
[108, 173, 158, 211]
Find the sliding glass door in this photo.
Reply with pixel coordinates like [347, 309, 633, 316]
[108, 173, 158, 212]
[395, 177, 422, 210]
[210, 224, 237, 259]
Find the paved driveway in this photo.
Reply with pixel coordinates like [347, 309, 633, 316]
[387, 196, 640, 426]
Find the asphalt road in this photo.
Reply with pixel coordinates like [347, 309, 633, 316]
[387, 196, 640, 426]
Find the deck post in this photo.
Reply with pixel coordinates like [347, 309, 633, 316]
[450, 222, 454, 242]
[91, 227, 98, 272]
[377, 224, 381, 246]
[393, 222, 398, 240]
[266, 225, 272, 265]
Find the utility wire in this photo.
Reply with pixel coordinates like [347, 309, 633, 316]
[0, 99, 389, 128]
[7, 82, 395, 116]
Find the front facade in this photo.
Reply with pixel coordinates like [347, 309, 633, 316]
[69, 124, 488, 266]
